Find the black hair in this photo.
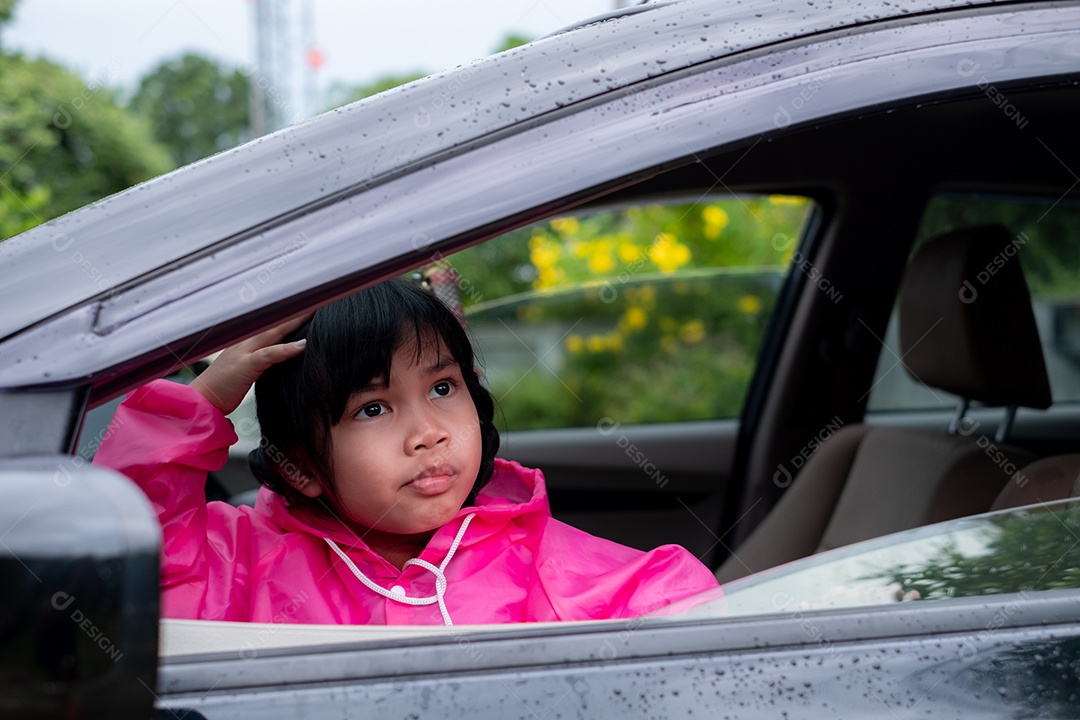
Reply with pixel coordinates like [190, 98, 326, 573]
[248, 277, 500, 511]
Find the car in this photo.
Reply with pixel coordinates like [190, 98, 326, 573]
[3, 0, 1080, 716]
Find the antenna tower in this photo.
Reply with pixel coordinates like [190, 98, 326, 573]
[249, 0, 317, 135]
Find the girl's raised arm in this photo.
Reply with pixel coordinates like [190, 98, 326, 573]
[191, 314, 310, 415]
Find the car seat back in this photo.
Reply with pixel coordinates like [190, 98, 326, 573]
[992, 455, 1080, 510]
[717, 225, 1050, 583]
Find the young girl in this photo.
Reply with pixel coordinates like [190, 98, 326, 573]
[94, 278, 720, 626]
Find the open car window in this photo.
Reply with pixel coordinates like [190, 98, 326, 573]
[213, 194, 815, 443]
[451, 195, 813, 431]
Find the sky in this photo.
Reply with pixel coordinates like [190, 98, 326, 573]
[6, 0, 616, 114]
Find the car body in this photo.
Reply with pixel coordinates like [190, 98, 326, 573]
[3, 0, 1080, 716]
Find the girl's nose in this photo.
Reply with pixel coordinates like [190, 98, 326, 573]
[406, 413, 449, 453]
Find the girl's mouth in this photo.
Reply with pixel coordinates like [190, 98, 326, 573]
[407, 466, 457, 496]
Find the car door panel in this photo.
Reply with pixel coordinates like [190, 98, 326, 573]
[501, 422, 737, 562]
[156, 593, 1080, 719]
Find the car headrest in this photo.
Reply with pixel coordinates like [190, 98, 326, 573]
[899, 224, 1051, 409]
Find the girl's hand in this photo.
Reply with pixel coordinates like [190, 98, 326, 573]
[190, 314, 312, 415]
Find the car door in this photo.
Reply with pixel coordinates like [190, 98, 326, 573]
[5, 1, 1080, 716]
[158, 500, 1080, 719]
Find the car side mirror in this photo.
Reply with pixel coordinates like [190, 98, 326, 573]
[0, 457, 160, 719]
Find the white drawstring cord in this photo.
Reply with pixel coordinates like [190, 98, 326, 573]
[324, 513, 476, 627]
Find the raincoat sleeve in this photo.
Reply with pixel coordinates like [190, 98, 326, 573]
[533, 518, 721, 621]
[93, 379, 252, 620]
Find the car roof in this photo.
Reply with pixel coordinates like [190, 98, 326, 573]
[0, 0, 1022, 343]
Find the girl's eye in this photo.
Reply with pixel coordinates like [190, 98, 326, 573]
[359, 402, 387, 418]
[430, 380, 454, 398]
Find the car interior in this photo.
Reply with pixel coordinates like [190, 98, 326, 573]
[715, 223, 1050, 582]
[476, 81, 1080, 580]
[79, 74, 1080, 652]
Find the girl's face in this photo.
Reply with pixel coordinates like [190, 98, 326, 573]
[303, 333, 482, 540]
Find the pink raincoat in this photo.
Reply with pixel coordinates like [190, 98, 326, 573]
[94, 380, 720, 625]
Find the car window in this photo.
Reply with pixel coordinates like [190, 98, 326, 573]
[867, 194, 1080, 412]
[675, 498, 1080, 619]
[159, 498, 1080, 658]
[440, 195, 814, 431]
[92, 195, 813, 458]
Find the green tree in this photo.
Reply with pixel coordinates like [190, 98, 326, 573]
[919, 195, 1080, 301]
[0, 53, 172, 238]
[493, 33, 531, 53]
[326, 71, 427, 107]
[129, 53, 251, 167]
[0, 184, 48, 238]
[0, 0, 16, 26]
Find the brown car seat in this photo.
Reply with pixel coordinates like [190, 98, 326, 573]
[992, 455, 1080, 510]
[717, 224, 1051, 583]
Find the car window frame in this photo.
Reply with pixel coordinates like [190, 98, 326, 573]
[5, 3, 1080, 406]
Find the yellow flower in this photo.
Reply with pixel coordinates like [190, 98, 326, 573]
[737, 295, 762, 314]
[617, 241, 641, 263]
[649, 232, 691, 273]
[550, 216, 580, 237]
[529, 236, 561, 266]
[530, 236, 563, 288]
[565, 334, 584, 353]
[768, 194, 807, 207]
[679, 319, 705, 344]
[586, 335, 607, 353]
[702, 205, 729, 239]
[620, 306, 648, 332]
[587, 247, 616, 274]
[535, 266, 565, 289]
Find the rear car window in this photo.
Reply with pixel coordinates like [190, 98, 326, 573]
[868, 194, 1080, 412]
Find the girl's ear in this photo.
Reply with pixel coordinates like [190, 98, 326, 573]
[287, 473, 323, 499]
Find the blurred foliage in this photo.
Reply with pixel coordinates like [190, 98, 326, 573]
[0, 0, 16, 28]
[493, 33, 531, 52]
[0, 183, 48, 238]
[0, 53, 172, 239]
[453, 196, 811, 430]
[327, 71, 428, 107]
[129, 53, 251, 167]
[872, 504, 1080, 599]
[918, 195, 1080, 300]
